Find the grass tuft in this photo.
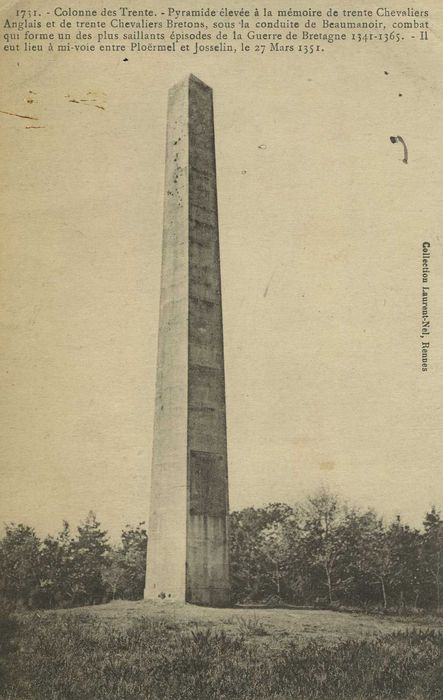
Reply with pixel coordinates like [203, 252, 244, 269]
[235, 614, 269, 637]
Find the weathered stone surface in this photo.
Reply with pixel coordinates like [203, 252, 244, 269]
[145, 75, 230, 607]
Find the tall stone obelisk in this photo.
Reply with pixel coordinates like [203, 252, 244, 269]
[145, 75, 230, 607]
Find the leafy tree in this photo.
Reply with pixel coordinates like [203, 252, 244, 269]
[70, 512, 110, 605]
[102, 549, 126, 600]
[37, 521, 74, 608]
[120, 522, 147, 599]
[357, 514, 397, 609]
[103, 523, 147, 600]
[259, 504, 300, 599]
[300, 489, 346, 605]
[332, 507, 363, 604]
[230, 507, 270, 602]
[422, 507, 443, 610]
[0, 524, 41, 607]
[386, 517, 422, 609]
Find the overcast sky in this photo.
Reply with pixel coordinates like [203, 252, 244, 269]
[1, 5, 443, 539]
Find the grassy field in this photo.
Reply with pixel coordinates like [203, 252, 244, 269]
[1, 601, 442, 699]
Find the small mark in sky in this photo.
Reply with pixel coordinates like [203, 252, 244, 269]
[390, 135, 408, 164]
[320, 461, 335, 472]
[241, 170, 247, 175]
[398, 93, 403, 97]
[25, 126, 45, 129]
[258, 144, 267, 150]
[264, 266, 279, 297]
[0, 109, 38, 121]
[123, 57, 128, 61]
[66, 91, 107, 110]
[384, 70, 389, 75]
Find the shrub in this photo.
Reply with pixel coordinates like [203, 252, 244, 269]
[0, 604, 18, 689]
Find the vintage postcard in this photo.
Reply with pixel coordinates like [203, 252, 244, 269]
[1, 0, 442, 698]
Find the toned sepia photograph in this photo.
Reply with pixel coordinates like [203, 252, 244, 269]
[1, 1, 443, 698]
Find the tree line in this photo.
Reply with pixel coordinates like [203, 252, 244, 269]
[230, 491, 443, 611]
[0, 513, 146, 609]
[0, 490, 442, 612]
